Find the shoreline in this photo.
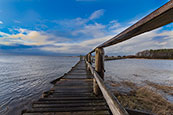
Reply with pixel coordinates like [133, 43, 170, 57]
[105, 57, 173, 61]
[128, 58, 173, 60]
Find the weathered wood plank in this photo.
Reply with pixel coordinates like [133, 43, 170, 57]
[33, 99, 106, 104]
[32, 103, 107, 108]
[38, 97, 104, 101]
[23, 110, 110, 115]
[24, 106, 109, 112]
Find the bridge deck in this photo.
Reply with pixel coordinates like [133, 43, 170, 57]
[22, 60, 111, 115]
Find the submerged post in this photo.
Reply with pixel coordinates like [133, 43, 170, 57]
[94, 47, 104, 95]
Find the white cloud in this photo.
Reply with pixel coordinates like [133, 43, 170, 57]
[0, 31, 9, 36]
[0, 21, 3, 24]
[105, 29, 173, 55]
[14, 20, 21, 23]
[40, 28, 173, 55]
[57, 17, 88, 27]
[40, 35, 112, 54]
[1, 25, 172, 55]
[0, 28, 69, 46]
[89, 9, 104, 20]
[72, 23, 106, 38]
[57, 9, 105, 27]
[54, 9, 106, 39]
[109, 20, 120, 29]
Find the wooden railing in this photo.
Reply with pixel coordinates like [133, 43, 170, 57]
[85, 59, 129, 115]
[85, 1, 172, 115]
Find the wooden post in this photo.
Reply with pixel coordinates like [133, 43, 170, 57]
[87, 53, 92, 71]
[85, 55, 88, 69]
[95, 48, 104, 79]
[88, 53, 92, 64]
[85, 55, 88, 61]
[94, 47, 104, 95]
[80, 55, 83, 61]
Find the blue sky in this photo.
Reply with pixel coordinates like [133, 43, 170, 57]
[0, 0, 172, 56]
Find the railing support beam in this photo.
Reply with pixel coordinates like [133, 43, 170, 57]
[94, 47, 104, 95]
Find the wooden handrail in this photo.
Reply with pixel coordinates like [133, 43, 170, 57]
[85, 59, 129, 115]
[89, 1, 172, 53]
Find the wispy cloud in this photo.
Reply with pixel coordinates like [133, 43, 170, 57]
[0, 28, 69, 46]
[40, 35, 113, 54]
[72, 22, 105, 38]
[108, 20, 121, 29]
[89, 9, 105, 20]
[56, 9, 105, 27]
[0, 21, 3, 24]
[14, 20, 21, 23]
[53, 9, 106, 39]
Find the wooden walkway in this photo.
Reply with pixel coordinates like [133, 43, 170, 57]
[22, 60, 112, 115]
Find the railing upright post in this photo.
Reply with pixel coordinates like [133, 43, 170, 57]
[85, 55, 88, 68]
[88, 53, 92, 64]
[80, 55, 83, 61]
[94, 47, 104, 95]
[87, 53, 92, 71]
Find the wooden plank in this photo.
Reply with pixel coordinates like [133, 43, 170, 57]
[61, 77, 92, 80]
[53, 85, 92, 89]
[38, 97, 104, 101]
[55, 82, 92, 86]
[63, 75, 93, 79]
[24, 106, 109, 112]
[33, 100, 106, 104]
[32, 103, 107, 108]
[23, 110, 110, 115]
[50, 89, 93, 93]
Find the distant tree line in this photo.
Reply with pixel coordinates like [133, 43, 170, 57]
[104, 55, 126, 60]
[136, 49, 173, 59]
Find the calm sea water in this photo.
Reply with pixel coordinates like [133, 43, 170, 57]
[0, 57, 173, 115]
[105, 59, 173, 102]
[105, 59, 173, 86]
[0, 55, 78, 115]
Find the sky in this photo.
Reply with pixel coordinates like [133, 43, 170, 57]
[0, 0, 172, 56]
